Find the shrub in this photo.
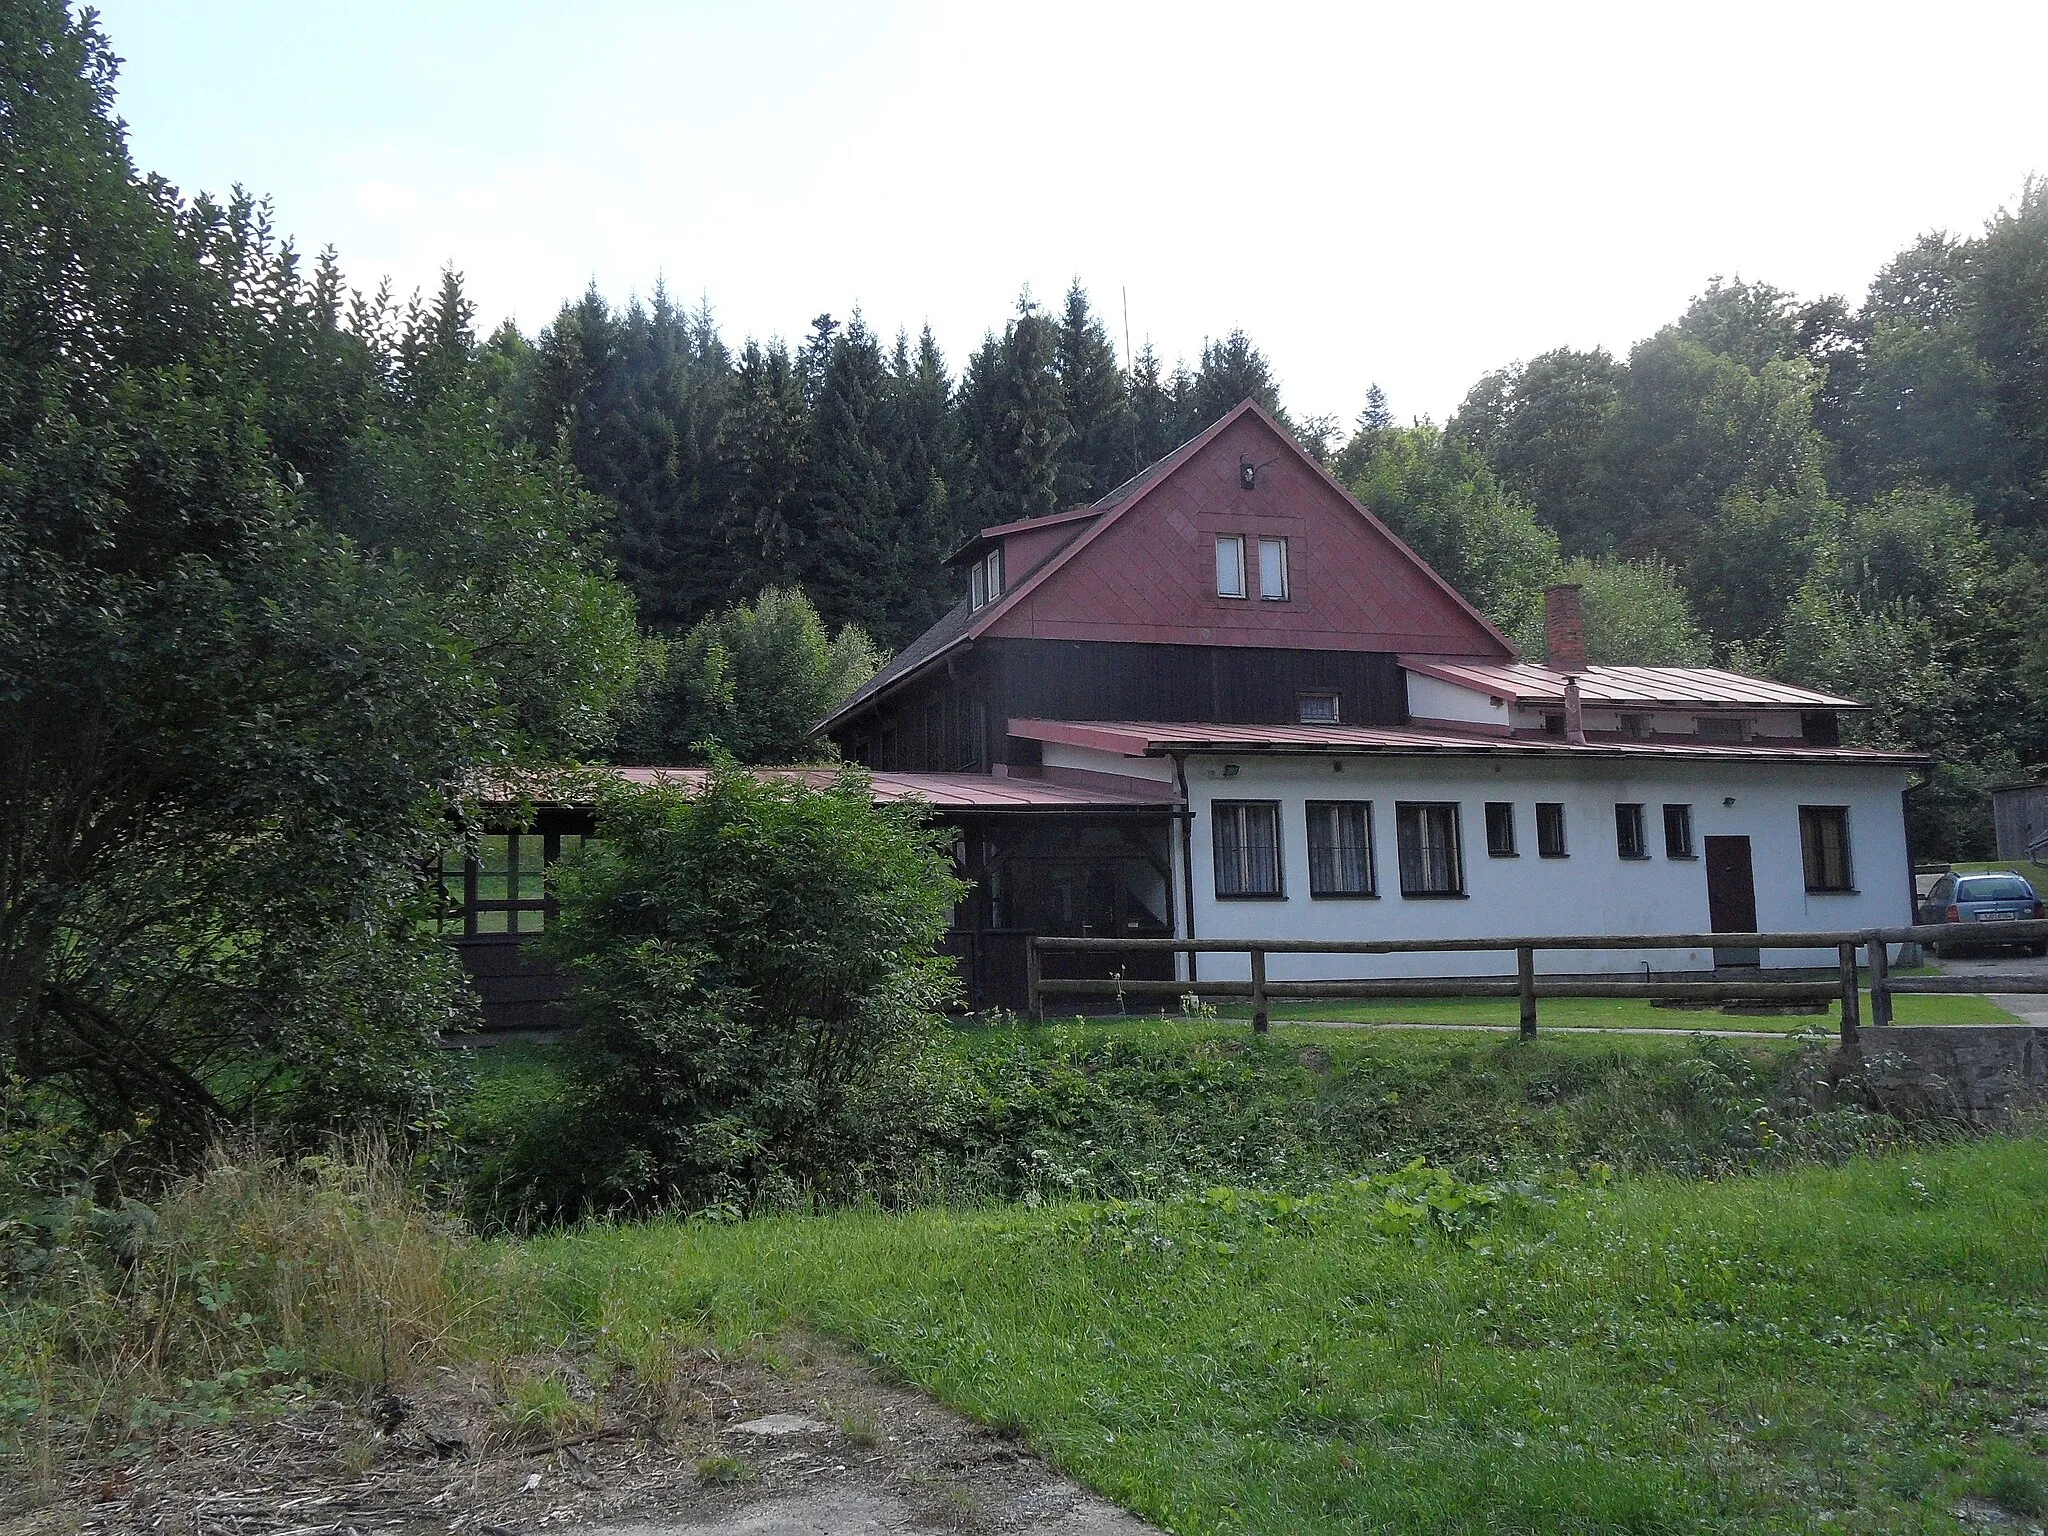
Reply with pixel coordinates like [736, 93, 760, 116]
[487, 764, 963, 1221]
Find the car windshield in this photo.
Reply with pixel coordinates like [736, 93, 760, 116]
[1958, 877, 2035, 902]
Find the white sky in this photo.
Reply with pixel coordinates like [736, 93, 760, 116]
[93, 0, 2048, 425]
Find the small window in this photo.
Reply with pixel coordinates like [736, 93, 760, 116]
[1619, 713, 1648, 740]
[1484, 801, 1517, 858]
[1213, 800, 1282, 897]
[1799, 806, 1853, 892]
[1395, 802, 1463, 897]
[1258, 536, 1289, 600]
[984, 548, 1003, 602]
[1663, 803, 1694, 859]
[1306, 801, 1375, 897]
[1298, 692, 1339, 724]
[1615, 803, 1648, 859]
[1697, 716, 1751, 743]
[1215, 534, 1247, 599]
[1536, 802, 1568, 858]
[1542, 713, 1566, 737]
[969, 559, 986, 608]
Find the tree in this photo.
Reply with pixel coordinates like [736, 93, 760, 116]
[1185, 329, 1283, 433]
[1450, 348, 1622, 556]
[1542, 557, 1712, 666]
[956, 295, 1069, 527]
[0, 2, 641, 1154]
[1342, 425, 1560, 639]
[499, 765, 963, 1217]
[1053, 280, 1133, 506]
[791, 311, 902, 635]
[615, 588, 880, 765]
[718, 337, 810, 595]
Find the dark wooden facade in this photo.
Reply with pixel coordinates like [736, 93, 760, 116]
[835, 638, 1409, 773]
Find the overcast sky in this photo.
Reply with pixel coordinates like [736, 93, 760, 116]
[94, 0, 2048, 426]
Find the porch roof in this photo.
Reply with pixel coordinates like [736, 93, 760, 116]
[504, 764, 1176, 813]
[1007, 718, 1929, 766]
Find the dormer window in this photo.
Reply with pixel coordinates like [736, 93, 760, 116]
[1299, 692, 1339, 723]
[970, 547, 1002, 609]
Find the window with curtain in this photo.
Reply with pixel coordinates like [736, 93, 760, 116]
[1306, 801, 1374, 896]
[1485, 801, 1516, 857]
[1395, 802, 1463, 896]
[1212, 800, 1282, 897]
[1615, 803, 1648, 859]
[1799, 806, 1853, 891]
[1536, 801, 1568, 858]
[1663, 803, 1694, 858]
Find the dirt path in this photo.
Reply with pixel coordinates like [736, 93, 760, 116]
[10, 1338, 1160, 1536]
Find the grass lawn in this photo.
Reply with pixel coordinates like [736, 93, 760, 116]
[514, 1134, 2048, 1533]
[1205, 986, 2021, 1033]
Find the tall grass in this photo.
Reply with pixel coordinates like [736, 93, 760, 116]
[2, 1139, 497, 1458]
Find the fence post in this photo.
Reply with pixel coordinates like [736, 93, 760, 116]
[1517, 945, 1537, 1038]
[1250, 948, 1269, 1034]
[1866, 933, 1892, 1028]
[1837, 941, 1861, 1045]
[1026, 936, 1043, 1023]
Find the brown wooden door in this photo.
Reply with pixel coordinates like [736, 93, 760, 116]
[1704, 835, 1759, 967]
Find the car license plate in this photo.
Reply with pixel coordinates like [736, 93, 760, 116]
[1975, 910, 2014, 921]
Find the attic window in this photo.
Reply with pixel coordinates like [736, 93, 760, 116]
[1216, 535, 1247, 599]
[1542, 713, 1566, 737]
[1299, 692, 1340, 724]
[1619, 713, 1648, 740]
[1697, 716, 1751, 744]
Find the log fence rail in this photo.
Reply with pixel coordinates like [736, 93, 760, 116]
[1027, 920, 2048, 1044]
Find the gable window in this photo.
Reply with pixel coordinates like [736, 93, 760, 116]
[1697, 716, 1751, 744]
[1258, 536, 1290, 600]
[1799, 806, 1853, 892]
[1663, 803, 1695, 858]
[1215, 534, 1247, 599]
[1485, 801, 1517, 857]
[984, 548, 1002, 601]
[1536, 801, 1568, 858]
[1615, 803, 1648, 859]
[1213, 800, 1282, 897]
[1298, 692, 1339, 724]
[1306, 801, 1375, 897]
[1395, 802, 1463, 897]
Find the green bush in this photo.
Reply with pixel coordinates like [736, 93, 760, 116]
[483, 765, 963, 1221]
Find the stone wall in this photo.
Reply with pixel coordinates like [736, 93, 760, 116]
[1835, 1025, 2048, 1126]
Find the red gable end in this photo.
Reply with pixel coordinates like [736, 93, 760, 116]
[982, 404, 1513, 657]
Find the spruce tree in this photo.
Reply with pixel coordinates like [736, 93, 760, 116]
[887, 326, 963, 637]
[1186, 329, 1283, 432]
[795, 311, 902, 635]
[719, 338, 810, 597]
[956, 294, 1069, 527]
[1053, 279, 1133, 504]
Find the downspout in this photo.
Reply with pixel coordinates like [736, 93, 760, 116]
[1173, 752, 1197, 985]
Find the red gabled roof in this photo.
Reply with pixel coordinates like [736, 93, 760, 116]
[823, 400, 1516, 732]
[1007, 718, 1927, 766]
[1399, 657, 1863, 711]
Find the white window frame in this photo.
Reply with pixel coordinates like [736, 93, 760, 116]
[1215, 534, 1247, 599]
[1257, 536, 1289, 600]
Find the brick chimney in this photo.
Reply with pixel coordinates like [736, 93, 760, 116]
[1544, 583, 1587, 672]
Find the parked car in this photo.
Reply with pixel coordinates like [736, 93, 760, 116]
[1916, 871, 2048, 957]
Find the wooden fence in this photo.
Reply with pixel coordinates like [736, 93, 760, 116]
[1027, 920, 2048, 1044]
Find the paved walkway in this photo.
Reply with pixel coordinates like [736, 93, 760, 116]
[1937, 951, 2048, 1027]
